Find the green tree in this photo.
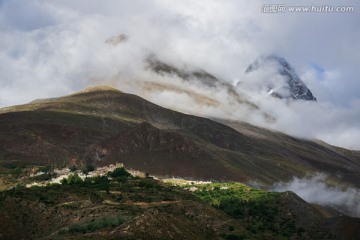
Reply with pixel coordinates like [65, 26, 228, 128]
[108, 167, 131, 182]
[61, 173, 83, 185]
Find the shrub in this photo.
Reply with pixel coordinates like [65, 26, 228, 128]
[108, 167, 131, 182]
[61, 173, 83, 185]
[138, 179, 161, 189]
[108, 167, 130, 178]
[83, 176, 110, 190]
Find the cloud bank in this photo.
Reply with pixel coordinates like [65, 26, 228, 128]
[271, 173, 360, 217]
[0, 0, 359, 149]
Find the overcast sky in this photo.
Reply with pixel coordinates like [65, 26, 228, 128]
[0, 0, 359, 149]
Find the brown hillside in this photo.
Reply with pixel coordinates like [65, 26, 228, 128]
[0, 86, 359, 187]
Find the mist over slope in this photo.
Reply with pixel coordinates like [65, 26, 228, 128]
[1, 87, 360, 189]
[106, 54, 360, 150]
[272, 173, 360, 218]
[0, 0, 359, 150]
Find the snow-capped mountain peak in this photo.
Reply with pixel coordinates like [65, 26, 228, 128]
[241, 55, 317, 101]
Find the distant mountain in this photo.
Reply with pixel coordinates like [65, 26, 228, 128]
[242, 55, 317, 101]
[145, 56, 259, 108]
[1, 86, 359, 188]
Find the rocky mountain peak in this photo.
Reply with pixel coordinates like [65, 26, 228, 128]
[244, 55, 317, 101]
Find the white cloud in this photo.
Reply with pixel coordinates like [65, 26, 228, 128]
[0, 0, 359, 150]
[272, 173, 360, 217]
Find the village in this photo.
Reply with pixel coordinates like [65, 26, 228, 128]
[25, 163, 213, 188]
[26, 163, 142, 187]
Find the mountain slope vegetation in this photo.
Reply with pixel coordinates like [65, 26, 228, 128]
[0, 168, 358, 240]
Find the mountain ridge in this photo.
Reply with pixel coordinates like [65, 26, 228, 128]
[0, 86, 359, 188]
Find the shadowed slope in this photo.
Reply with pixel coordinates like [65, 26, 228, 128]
[0, 86, 359, 187]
